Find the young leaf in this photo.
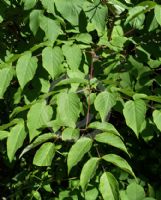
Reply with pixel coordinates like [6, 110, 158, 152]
[152, 110, 161, 131]
[27, 101, 53, 141]
[126, 182, 145, 200]
[62, 44, 82, 71]
[56, 92, 81, 128]
[0, 131, 9, 140]
[80, 157, 100, 191]
[0, 67, 14, 98]
[54, 0, 84, 25]
[7, 121, 27, 162]
[102, 154, 135, 178]
[95, 132, 128, 155]
[123, 99, 146, 137]
[94, 91, 116, 122]
[20, 133, 54, 158]
[99, 172, 120, 200]
[42, 46, 64, 79]
[67, 137, 93, 173]
[33, 142, 55, 166]
[155, 5, 161, 26]
[16, 52, 38, 89]
[39, 16, 61, 42]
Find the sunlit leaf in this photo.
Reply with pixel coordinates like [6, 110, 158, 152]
[67, 137, 93, 173]
[33, 142, 55, 166]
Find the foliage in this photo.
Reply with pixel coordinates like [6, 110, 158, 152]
[0, 0, 161, 199]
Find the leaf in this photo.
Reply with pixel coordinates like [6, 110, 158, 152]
[39, 16, 61, 42]
[123, 99, 146, 137]
[42, 46, 64, 79]
[7, 121, 27, 162]
[0, 131, 9, 140]
[80, 157, 100, 191]
[75, 33, 92, 44]
[99, 172, 120, 200]
[62, 44, 82, 71]
[155, 5, 161, 26]
[54, 0, 84, 25]
[27, 101, 53, 141]
[84, 1, 108, 33]
[33, 142, 55, 166]
[56, 92, 81, 128]
[153, 110, 161, 131]
[0, 67, 14, 98]
[40, 0, 55, 14]
[16, 52, 38, 89]
[102, 154, 135, 178]
[62, 128, 80, 141]
[22, 0, 37, 10]
[67, 137, 93, 173]
[30, 10, 43, 35]
[126, 182, 145, 200]
[95, 132, 128, 155]
[94, 91, 116, 122]
[88, 121, 120, 136]
[20, 133, 54, 158]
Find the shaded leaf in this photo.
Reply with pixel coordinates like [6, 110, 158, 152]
[30, 10, 43, 35]
[0, 131, 9, 140]
[155, 5, 161, 26]
[62, 128, 80, 141]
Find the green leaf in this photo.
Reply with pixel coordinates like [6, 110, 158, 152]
[80, 157, 100, 191]
[0, 67, 14, 98]
[126, 182, 145, 200]
[75, 33, 92, 44]
[33, 142, 55, 166]
[84, 1, 108, 33]
[62, 128, 80, 141]
[27, 101, 53, 141]
[42, 46, 64, 79]
[56, 92, 81, 128]
[40, 0, 55, 14]
[88, 121, 120, 136]
[102, 154, 135, 178]
[95, 132, 128, 155]
[40, 16, 61, 42]
[30, 10, 43, 35]
[20, 133, 54, 158]
[7, 121, 27, 162]
[94, 91, 116, 122]
[67, 137, 93, 173]
[0, 131, 9, 140]
[99, 172, 120, 200]
[22, 0, 37, 10]
[155, 5, 161, 26]
[62, 44, 82, 71]
[123, 99, 146, 137]
[54, 0, 84, 25]
[16, 52, 38, 89]
[153, 110, 161, 131]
